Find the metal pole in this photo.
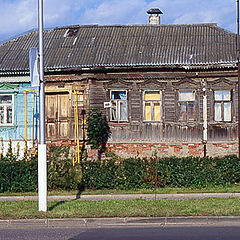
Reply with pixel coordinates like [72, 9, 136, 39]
[202, 80, 207, 157]
[38, 0, 47, 212]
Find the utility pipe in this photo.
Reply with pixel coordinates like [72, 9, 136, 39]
[202, 79, 207, 157]
[23, 91, 28, 153]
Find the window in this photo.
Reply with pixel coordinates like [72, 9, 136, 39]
[214, 90, 231, 122]
[72, 91, 84, 107]
[0, 94, 14, 125]
[144, 91, 161, 121]
[178, 91, 196, 122]
[110, 90, 128, 122]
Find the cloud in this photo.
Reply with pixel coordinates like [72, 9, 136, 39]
[0, 0, 37, 36]
[0, 0, 237, 42]
[80, 0, 149, 25]
[147, 0, 236, 31]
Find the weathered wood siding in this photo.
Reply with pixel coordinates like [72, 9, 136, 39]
[42, 72, 238, 144]
[89, 79, 106, 112]
[45, 78, 89, 141]
[89, 74, 238, 143]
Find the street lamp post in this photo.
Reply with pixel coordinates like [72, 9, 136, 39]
[38, 0, 47, 212]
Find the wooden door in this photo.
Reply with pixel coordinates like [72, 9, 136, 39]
[46, 93, 69, 140]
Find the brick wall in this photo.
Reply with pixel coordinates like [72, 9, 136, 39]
[4, 140, 238, 160]
[104, 142, 238, 158]
[46, 141, 239, 159]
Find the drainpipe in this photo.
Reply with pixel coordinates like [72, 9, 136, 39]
[202, 79, 207, 157]
[237, 0, 240, 157]
[23, 91, 28, 154]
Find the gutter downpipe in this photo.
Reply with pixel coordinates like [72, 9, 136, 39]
[202, 79, 207, 157]
[237, 0, 240, 157]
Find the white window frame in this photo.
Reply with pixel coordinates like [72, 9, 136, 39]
[110, 90, 128, 122]
[214, 90, 232, 122]
[178, 90, 196, 122]
[0, 93, 14, 126]
[72, 90, 84, 107]
[143, 90, 162, 122]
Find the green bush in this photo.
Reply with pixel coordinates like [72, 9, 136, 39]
[82, 155, 240, 190]
[0, 147, 239, 192]
[0, 156, 38, 192]
[87, 109, 111, 160]
[0, 145, 82, 193]
[47, 145, 81, 190]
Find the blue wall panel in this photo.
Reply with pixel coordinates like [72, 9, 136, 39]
[0, 83, 39, 143]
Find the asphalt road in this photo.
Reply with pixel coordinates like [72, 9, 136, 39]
[1, 226, 240, 240]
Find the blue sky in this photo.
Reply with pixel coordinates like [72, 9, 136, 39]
[0, 0, 237, 42]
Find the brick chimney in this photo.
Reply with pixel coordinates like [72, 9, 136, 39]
[147, 8, 163, 25]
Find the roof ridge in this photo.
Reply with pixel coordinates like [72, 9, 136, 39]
[208, 24, 236, 35]
[54, 23, 221, 29]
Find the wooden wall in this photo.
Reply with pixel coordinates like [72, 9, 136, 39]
[44, 71, 238, 144]
[45, 78, 89, 141]
[90, 73, 238, 143]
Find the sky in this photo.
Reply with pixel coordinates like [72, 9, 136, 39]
[0, 0, 238, 42]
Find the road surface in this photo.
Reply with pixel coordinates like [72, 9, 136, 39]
[1, 225, 240, 240]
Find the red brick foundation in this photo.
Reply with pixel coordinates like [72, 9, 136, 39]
[104, 142, 238, 158]
[38, 140, 239, 159]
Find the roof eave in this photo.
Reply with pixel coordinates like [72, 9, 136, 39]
[0, 62, 237, 76]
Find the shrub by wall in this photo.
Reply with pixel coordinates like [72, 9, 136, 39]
[0, 147, 239, 192]
[0, 156, 38, 192]
[82, 155, 240, 189]
[47, 145, 81, 190]
[0, 146, 81, 192]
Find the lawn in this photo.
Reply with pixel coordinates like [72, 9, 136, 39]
[0, 198, 240, 219]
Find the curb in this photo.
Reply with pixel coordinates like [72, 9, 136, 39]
[1, 216, 240, 228]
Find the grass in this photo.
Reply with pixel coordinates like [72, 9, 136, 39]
[0, 184, 239, 196]
[0, 198, 240, 219]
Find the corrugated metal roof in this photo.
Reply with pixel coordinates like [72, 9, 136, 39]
[0, 23, 237, 73]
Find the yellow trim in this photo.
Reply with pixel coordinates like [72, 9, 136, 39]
[23, 91, 28, 154]
[73, 90, 80, 166]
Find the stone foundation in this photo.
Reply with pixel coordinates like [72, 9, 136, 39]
[1, 140, 238, 159]
[105, 142, 238, 158]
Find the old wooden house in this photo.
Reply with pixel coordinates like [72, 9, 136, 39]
[0, 16, 238, 157]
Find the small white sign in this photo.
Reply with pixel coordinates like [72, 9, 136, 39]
[104, 102, 111, 108]
[29, 48, 39, 87]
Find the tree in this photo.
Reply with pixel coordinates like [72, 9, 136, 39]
[86, 109, 111, 160]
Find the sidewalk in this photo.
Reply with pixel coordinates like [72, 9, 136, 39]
[0, 192, 240, 201]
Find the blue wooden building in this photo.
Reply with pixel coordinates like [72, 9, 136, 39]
[0, 77, 39, 156]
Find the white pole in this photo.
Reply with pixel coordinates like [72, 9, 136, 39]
[203, 91, 207, 141]
[202, 79, 207, 157]
[38, 0, 47, 212]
